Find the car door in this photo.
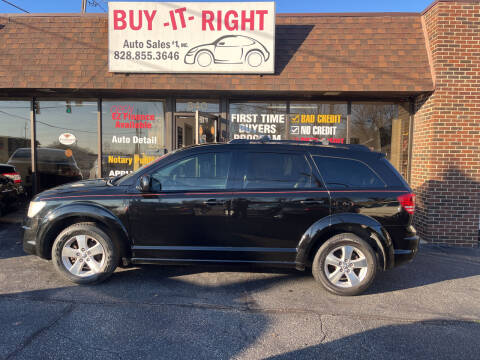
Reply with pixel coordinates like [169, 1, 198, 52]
[128, 149, 235, 263]
[228, 149, 331, 265]
[214, 37, 243, 62]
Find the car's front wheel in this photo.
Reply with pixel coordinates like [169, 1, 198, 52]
[52, 223, 118, 284]
[312, 233, 377, 296]
[196, 51, 213, 67]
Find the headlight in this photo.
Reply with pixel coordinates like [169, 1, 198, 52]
[27, 201, 46, 218]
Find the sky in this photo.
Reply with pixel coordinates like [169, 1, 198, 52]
[0, 0, 434, 14]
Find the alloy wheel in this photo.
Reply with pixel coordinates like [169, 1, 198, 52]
[323, 245, 368, 288]
[61, 234, 106, 277]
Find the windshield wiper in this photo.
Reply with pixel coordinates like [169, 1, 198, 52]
[105, 174, 122, 186]
[109, 173, 128, 186]
[104, 176, 114, 186]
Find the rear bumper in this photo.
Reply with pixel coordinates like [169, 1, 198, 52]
[393, 225, 419, 267]
[15, 184, 24, 195]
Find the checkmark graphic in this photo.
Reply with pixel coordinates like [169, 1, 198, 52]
[291, 114, 300, 123]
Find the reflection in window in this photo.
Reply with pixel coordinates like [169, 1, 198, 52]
[102, 100, 166, 177]
[229, 102, 287, 140]
[241, 152, 313, 189]
[35, 100, 98, 192]
[351, 103, 409, 178]
[288, 102, 348, 144]
[151, 152, 232, 191]
[0, 100, 31, 192]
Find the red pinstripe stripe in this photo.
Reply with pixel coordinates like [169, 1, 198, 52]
[39, 189, 408, 201]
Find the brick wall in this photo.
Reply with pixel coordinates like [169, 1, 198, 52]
[412, 0, 480, 246]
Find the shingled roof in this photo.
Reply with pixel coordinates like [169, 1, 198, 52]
[0, 13, 434, 95]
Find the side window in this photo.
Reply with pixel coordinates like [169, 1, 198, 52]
[151, 152, 232, 191]
[241, 152, 314, 190]
[313, 156, 385, 189]
[218, 37, 233, 46]
[218, 36, 249, 46]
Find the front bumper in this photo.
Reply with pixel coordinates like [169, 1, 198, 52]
[393, 225, 419, 267]
[22, 216, 39, 256]
[184, 53, 195, 64]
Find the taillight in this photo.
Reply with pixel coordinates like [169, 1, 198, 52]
[3, 172, 21, 184]
[397, 193, 415, 214]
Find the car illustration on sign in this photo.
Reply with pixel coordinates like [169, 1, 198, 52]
[184, 35, 270, 67]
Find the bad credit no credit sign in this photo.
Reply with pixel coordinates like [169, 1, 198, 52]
[108, 2, 275, 73]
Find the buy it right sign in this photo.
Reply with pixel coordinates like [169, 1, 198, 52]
[108, 2, 275, 74]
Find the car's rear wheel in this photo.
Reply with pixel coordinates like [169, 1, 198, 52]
[196, 51, 213, 67]
[312, 233, 377, 296]
[246, 50, 264, 67]
[52, 223, 118, 284]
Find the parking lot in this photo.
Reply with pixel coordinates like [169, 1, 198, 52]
[1, 217, 479, 360]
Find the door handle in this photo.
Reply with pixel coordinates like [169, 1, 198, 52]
[203, 199, 224, 206]
[300, 199, 324, 205]
[333, 200, 354, 207]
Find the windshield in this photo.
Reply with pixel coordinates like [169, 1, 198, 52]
[114, 151, 174, 185]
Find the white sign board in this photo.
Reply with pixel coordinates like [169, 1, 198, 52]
[108, 2, 275, 74]
[58, 133, 76, 145]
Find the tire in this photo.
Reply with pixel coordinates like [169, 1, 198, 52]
[52, 222, 118, 285]
[246, 50, 264, 67]
[196, 51, 213, 67]
[312, 233, 377, 296]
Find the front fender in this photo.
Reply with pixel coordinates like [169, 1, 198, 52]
[295, 213, 394, 270]
[36, 202, 129, 259]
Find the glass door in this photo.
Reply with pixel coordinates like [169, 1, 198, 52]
[175, 115, 196, 148]
[195, 111, 218, 144]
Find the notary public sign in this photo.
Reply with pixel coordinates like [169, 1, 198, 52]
[108, 2, 275, 74]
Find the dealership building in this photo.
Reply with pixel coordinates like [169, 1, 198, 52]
[0, 0, 478, 247]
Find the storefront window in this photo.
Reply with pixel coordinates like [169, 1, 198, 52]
[351, 102, 410, 178]
[35, 100, 98, 192]
[229, 102, 287, 140]
[176, 99, 220, 113]
[102, 100, 166, 177]
[288, 102, 348, 143]
[0, 100, 32, 192]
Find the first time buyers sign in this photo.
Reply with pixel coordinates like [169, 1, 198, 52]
[108, 2, 275, 73]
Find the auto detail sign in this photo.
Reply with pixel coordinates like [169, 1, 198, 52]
[108, 2, 275, 74]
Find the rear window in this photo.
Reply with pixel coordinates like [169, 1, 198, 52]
[313, 156, 385, 189]
[0, 165, 15, 173]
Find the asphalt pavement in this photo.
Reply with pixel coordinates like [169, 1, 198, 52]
[0, 220, 479, 360]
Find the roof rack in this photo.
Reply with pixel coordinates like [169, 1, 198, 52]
[228, 138, 371, 152]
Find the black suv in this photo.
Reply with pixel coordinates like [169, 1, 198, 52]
[23, 141, 418, 296]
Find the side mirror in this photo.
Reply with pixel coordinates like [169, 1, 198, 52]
[138, 175, 151, 193]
